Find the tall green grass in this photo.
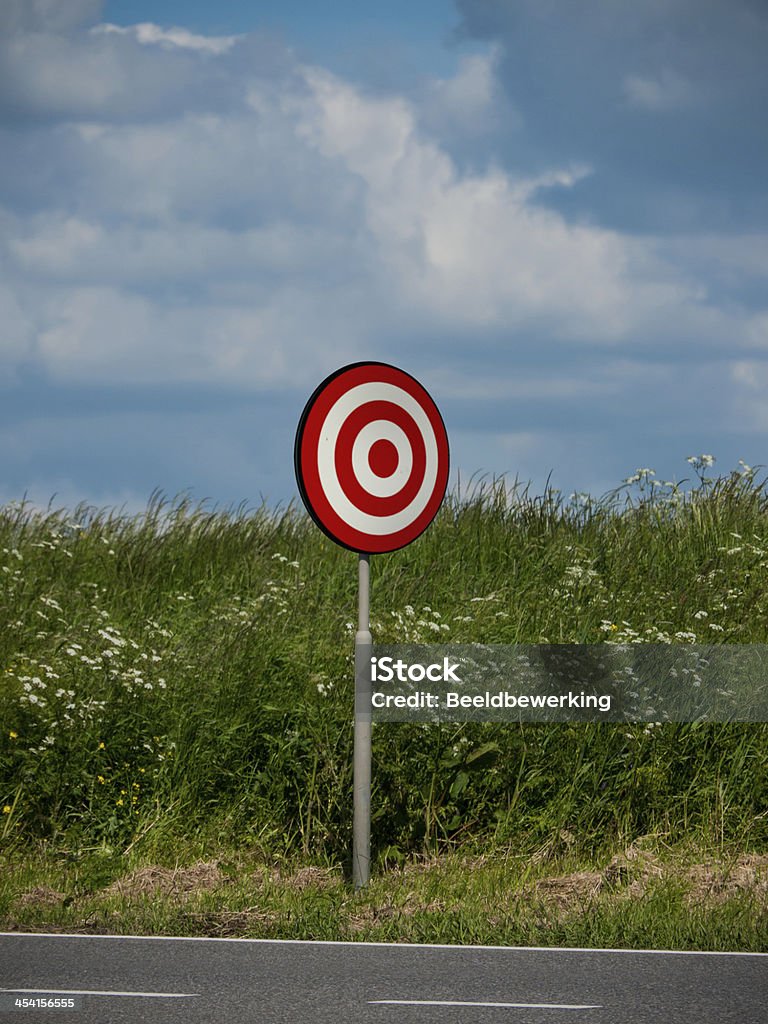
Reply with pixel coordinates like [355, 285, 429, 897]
[1, 460, 767, 865]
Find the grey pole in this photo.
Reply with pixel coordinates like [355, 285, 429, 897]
[353, 552, 372, 889]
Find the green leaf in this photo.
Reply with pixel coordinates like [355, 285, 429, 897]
[465, 742, 500, 771]
[450, 771, 470, 799]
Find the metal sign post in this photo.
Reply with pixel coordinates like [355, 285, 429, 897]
[353, 552, 372, 889]
[294, 362, 449, 887]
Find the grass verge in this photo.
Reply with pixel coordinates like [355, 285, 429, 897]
[2, 841, 766, 951]
[2, 463, 768, 949]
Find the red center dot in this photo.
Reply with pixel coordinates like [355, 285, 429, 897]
[368, 438, 399, 478]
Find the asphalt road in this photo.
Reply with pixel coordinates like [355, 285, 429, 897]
[1, 934, 766, 1023]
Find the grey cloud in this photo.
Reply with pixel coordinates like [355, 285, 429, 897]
[0, 29, 250, 125]
[0, 9, 303, 127]
[453, 0, 768, 233]
[0, 368, 757, 513]
[0, 0, 103, 34]
[0, 382, 304, 511]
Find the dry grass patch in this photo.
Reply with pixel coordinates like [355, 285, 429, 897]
[16, 885, 66, 908]
[347, 903, 397, 934]
[103, 860, 229, 901]
[180, 907, 277, 937]
[529, 870, 603, 909]
[268, 865, 340, 891]
[685, 854, 768, 905]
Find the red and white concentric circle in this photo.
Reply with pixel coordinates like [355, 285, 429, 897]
[295, 362, 449, 553]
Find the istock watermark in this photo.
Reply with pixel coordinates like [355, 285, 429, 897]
[368, 644, 768, 723]
[370, 655, 462, 683]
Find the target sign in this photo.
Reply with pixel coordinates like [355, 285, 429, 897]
[295, 362, 449, 553]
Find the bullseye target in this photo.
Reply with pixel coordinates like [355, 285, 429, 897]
[294, 362, 449, 553]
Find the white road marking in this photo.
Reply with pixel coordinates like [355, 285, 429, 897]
[2, 933, 766, 956]
[370, 999, 601, 1009]
[1, 988, 198, 999]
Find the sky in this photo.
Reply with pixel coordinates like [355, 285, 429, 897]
[1, 0, 767, 516]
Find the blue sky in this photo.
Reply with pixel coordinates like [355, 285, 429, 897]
[1, 0, 767, 515]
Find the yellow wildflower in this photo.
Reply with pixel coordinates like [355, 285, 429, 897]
[97, 775, 105, 785]
[98, 741, 105, 750]
[9, 731, 18, 739]
[116, 798, 124, 807]
[2, 805, 11, 815]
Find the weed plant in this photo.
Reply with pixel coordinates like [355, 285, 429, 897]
[1, 457, 767, 868]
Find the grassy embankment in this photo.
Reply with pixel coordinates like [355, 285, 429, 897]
[1, 460, 767, 948]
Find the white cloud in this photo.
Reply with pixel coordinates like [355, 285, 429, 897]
[623, 69, 695, 112]
[31, 285, 265, 387]
[0, 11, 764, 403]
[732, 361, 766, 390]
[293, 66, 702, 341]
[9, 215, 365, 286]
[0, 283, 34, 366]
[419, 46, 520, 138]
[432, 49, 497, 112]
[729, 357, 768, 434]
[0, 18, 246, 122]
[428, 368, 609, 402]
[91, 22, 243, 56]
[0, 480, 150, 518]
[746, 314, 768, 349]
[31, 285, 365, 387]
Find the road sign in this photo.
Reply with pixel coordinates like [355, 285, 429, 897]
[294, 362, 449, 554]
[294, 362, 449, 888]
